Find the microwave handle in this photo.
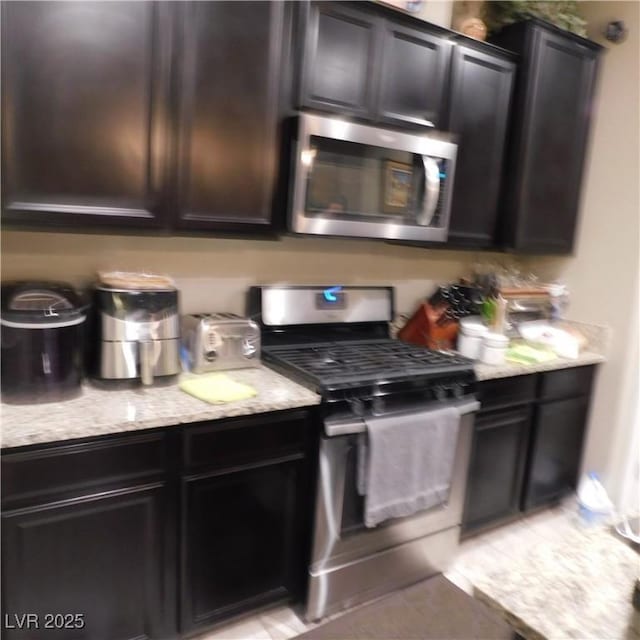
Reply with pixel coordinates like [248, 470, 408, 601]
[417, 155, 441, 226]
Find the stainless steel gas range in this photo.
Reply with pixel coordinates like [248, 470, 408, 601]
[248, 285, 478, 621]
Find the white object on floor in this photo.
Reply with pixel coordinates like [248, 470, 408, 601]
[577, 471, 614, 526]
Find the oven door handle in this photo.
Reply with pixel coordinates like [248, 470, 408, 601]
[324, 399, 481, 437]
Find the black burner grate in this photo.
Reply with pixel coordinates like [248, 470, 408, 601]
[263, 339, 473, 390]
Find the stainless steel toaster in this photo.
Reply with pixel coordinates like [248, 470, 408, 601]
[181, 313, 260, 372]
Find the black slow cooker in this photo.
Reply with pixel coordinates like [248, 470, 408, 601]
[1, 281, 88, 404]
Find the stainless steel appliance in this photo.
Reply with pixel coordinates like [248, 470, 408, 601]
[181, 313, 260, 373]
[90, 286, 180, 385]
[290, 113, 457, 242]
[1, 281, 88, 404]
[248, 285, 478, 621]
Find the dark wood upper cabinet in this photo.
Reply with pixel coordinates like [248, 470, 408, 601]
[1, 1, 173, 230]
[446, 43, 515, 247]
[297, 2, 452, 128]
[298, 2, 382, 119]
[377, 22, 452, 128]
[173, 1, 285, 233]
[491, 20, 602, 254]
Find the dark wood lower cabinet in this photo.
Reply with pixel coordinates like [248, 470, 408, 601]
[463, 366, 596, 535]
[463, 407, 530, 531]
[2, 485, 173, 640]
[1, 408, 316, 640]
[181, 458, 305, 633]
[523, 396, 589, 510]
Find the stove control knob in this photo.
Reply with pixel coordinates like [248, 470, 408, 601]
[434, 386, 446, 401]
[451, 384, 464, 399]
[205, 350, 218, 363]
[350, 398, 364, 416]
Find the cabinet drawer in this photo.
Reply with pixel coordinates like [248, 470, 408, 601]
[539, 366, 595, 401]
[1, 432, 167, 507]
[478, 375, 537, 411]
[183, 410, 310, 471]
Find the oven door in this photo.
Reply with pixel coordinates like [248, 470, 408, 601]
[306, 397, 477, 620]
[290, 113, 457, 242]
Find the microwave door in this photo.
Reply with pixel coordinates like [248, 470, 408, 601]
[291, 113, 456, 242]
[417, 156, 441, 227]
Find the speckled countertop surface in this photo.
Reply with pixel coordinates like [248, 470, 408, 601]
[470, 525, 639, 639]
[474, 350, 605, 381]
[0, 366, 320, 449]
[473, 320, 609, 381]
[1, 320, 609, 449]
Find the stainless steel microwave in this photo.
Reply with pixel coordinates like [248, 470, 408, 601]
[289, 113, 457, 242]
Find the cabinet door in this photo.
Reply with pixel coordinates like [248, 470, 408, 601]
[298, 2, 381, 119]
[377, 23, 451, 128]
[174, 1, 284, 233]
[504, 27, 600, 253]
[462, 407, 530, 533]
[1, 1, 172, 230]
[523, 396, 589, 510]
[2, 485, 173, 640]
[180, 459, 304, 633]
[447, 45, 515, 247]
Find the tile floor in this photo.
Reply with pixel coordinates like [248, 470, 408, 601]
[192, 500, 580, 640]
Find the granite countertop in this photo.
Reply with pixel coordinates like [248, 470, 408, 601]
[472, 319, 609, 381]
[474, 350, 606, 381]
[0, 365, 321, 450]
[470, 525, 640, 639]
[0, 319, 609, 449]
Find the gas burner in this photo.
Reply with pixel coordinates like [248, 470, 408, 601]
[249, 285, 476, 402]
[262, 339, 474, 394]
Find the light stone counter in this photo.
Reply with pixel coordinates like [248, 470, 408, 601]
[0, 366, 321, 450]
[473, 319, 609, 381]
[470, 525, 640, 639]
[474, 350, 605, 381]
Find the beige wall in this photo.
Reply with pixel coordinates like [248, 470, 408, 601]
[413, 1, 454, 27]
[0, 230, 513, 315]
[525, 1, 640, 507]
[377, 0, 454, 27]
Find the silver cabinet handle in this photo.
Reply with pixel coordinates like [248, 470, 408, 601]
[417, 155, 440, 226]
[139, 340, 154, 386]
